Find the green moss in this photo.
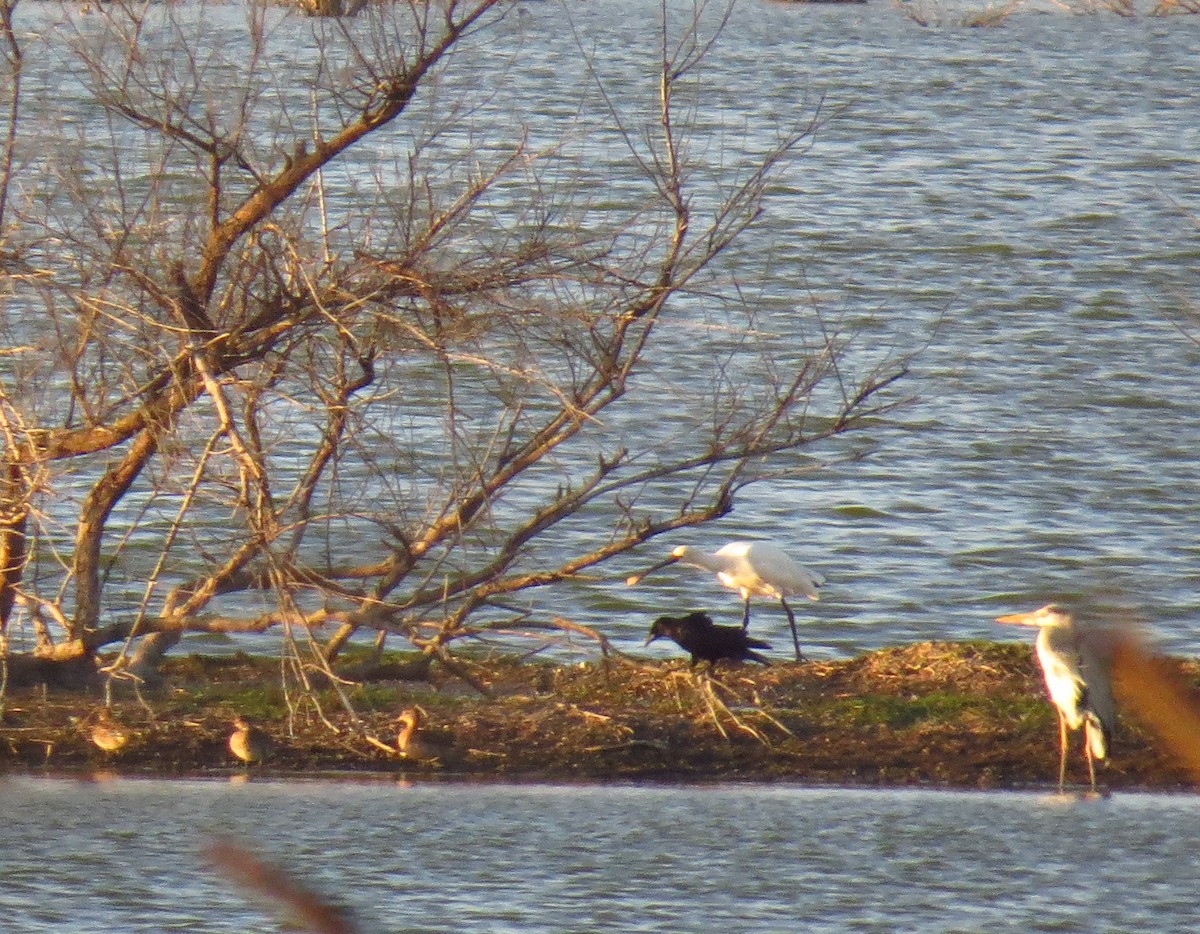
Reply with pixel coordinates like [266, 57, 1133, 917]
[168, 679, 287, 718]
[816, 692, 1000, 731]
[333, 645, 427, 668]
[347, 682, 405, 710]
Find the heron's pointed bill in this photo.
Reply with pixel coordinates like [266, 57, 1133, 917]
[996, 605, 1066, 627]
[996, 611, 1040, 626]
[625, 555, 679, 587]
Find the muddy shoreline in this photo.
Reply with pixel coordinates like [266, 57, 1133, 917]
[2, 641, 1197, 792]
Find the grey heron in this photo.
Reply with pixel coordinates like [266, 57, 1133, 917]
[996, 604, 1116, 793]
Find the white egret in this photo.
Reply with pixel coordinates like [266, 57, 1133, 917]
[996, 604, 1116, 793]
[627, 540, 824, 661]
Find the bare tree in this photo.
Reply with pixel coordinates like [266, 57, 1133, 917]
[0, 0, 903, 698]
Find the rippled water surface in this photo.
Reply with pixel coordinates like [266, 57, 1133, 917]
[6, 8, 1199, 931]
[11, 1, 1200, 661]
[4, 777, 1200, 933]
[521, 1, 1200, 657]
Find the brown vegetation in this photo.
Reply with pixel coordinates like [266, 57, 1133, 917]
[2, 640, 1197, 791]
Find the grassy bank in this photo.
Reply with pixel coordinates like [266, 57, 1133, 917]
[1, 641, 1196, 791]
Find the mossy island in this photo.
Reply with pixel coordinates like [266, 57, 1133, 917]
[3, 640, 1198, 792]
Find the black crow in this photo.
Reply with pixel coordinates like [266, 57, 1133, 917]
[644, 611, 772, 667]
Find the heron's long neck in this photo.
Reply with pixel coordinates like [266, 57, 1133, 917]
[1036, 623, 1074, 655]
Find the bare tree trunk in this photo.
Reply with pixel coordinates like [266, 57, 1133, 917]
[0, 461, 27, 630]
[72, 429, 160, 638]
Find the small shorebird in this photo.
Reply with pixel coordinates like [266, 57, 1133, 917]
[228, 716, 276, 767]
[996, 604, 1116, 793]
[90, 708, 132, 756]
[395, 707, 459, 765]
[628, 540, 823, 661]
[644, 611, 771, 667]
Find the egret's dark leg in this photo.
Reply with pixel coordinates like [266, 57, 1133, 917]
[1056, 712, 1069, 793]
[741, 597, 751, 630]
[781, 598, 803, 662]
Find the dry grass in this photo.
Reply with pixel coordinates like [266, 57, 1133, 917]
[1, 642, 1198, 790]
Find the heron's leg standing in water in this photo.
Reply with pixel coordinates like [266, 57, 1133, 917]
[1085, 738, 1098, 792]
[781, 598, 804, 662]
[740, 597, 751, 630]
[1057, 711, 1069, 793]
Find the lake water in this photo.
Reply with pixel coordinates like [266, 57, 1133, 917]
[514, 0, 1200, 660]
[4, 776, 1200, 933]
[7, 5, 1200, 927]
[578, 0, 1200, 660]
[8, 0, 1200, 663]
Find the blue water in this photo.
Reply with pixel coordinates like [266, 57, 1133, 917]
[3, 777, 1199, 933]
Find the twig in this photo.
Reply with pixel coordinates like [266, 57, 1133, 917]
[364, 734, 397, 756]
[206, 837, 360, 934]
